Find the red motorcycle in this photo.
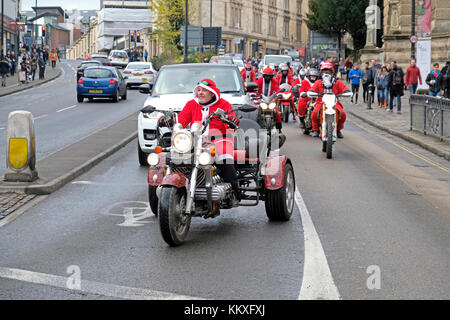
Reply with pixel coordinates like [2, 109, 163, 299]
[277, 84, 296, 123]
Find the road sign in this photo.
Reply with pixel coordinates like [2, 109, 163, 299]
[218, 48, 225, 55]
[203, 27, 222, 46]
[180, 26, 203, 47]
[410, 34, 418, 44]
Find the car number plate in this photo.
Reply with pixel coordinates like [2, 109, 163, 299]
[134, 74, 143, 76]
[142, 78, 147, 82]
[89, 90, 103, 93]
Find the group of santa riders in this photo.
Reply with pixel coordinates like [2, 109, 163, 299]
[240, 59, 350, 139]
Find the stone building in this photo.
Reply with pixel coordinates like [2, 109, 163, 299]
[364, 0, 449, 69]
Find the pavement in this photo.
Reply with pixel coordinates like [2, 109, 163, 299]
[343, 91, 450, 161]
[0, 62, 62, 97]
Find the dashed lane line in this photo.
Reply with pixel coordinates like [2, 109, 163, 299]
[57, 105, 78, 113]
[295, 188, 341, 300]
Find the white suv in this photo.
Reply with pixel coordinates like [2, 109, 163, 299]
[137, 63, 255, 165]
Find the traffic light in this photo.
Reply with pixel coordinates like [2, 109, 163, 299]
[42, 26, 46, 37]
[130, 32, 135, 42]
[136, 33, 141, 42]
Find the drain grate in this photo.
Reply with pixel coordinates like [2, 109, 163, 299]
[0, 192, 37, 219]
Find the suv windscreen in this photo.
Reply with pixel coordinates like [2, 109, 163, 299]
[92, 57, 109, 64]
[153, 67, 242, 95]
[127, 64, 151, 70]
[209, 57, 234, 64]
[84, 69, 114, 79]
[264, 56, 292, 66]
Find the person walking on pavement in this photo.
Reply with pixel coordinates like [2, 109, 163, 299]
[50, 49, 58, 69]
[425, 63, 441, 97]
[370, 59, 382, 104]
[38, 54, 46, 80]
[388, 61, 405, 114]
[375, 66, 389, 109]
[30, 57, 38, 81]
[438, 61, 450, 99]
[144, 49, 149, 62]
[9, 51, 16, 76]
[348, 63, 362, 104]
[361, 62, 372, 104]
[405, 59, 422, 94]
[0, 57, 10, 87]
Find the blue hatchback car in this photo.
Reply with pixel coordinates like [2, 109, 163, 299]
[77, 66, 127, 103]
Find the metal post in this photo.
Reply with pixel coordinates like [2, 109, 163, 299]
[411, 0, 415, 59]
[210, 0, 212, 27]
[440, 109, 444, 141]
[183, 0, 188, 63]
[1, 0, 4, 59]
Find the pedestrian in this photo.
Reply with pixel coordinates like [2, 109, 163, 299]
[50, 49, 58, 69]
[438, 61, 450, 99]
[30, 57, 38, 81]
[144, 49, 148, 62]
[10, 51, 16, 76]
[43, 49, 49, 66]
[361, 62, 372, 103]
[56, 48, 60, 62]
[18, 58, 28, 84]
[38, 54, 46, 80]
[338, 57, 345, 80]
[348, 63, 362, 104]
[405, 59, 422, 94]
[375, 66, 389, 109]
[0, 58, 9, 87]
[344, 58, 353, 83]
[425, 63, 441, 97]
[387, 60, 405, 114]
[370, 59, 382, 103]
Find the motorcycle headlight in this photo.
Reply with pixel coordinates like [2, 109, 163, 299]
[198, 152, 212, 166]
[147, 153, 160, 166]
[172, 131, 193, 153]
[282, 93, 290, 99]
[269, 102, 276, 110]
[260, 103, 268, 110]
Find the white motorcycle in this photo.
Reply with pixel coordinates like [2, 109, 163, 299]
[307, 89, 352, 159]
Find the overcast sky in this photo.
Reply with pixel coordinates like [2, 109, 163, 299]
[22, 0, 100, 11]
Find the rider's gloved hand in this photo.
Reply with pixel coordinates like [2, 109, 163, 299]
[229, 116, 240, 128]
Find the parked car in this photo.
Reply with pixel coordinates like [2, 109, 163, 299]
[108, 50, 129, 68]
[123, 62, 157, 88]
[90, 53, 111, 66]
[76, 60, 101, 81]
[77, 66, 127, 103]
[136, 63, 256, 165]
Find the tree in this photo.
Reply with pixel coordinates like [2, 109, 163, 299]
[306, 0, 369, 56]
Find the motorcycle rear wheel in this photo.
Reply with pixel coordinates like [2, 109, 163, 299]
[158, 187, 190, 246]
[265, 163, 295, 221]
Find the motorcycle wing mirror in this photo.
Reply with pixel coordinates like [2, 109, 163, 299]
[307, 91, 320, 98]
[139, 83, 151, 94]
[238, 104, 258, 113]
[140, 105, 156, 113]
[338, 91, 354, 98]
[245, 82, 259, 93]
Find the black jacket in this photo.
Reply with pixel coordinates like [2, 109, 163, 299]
[388, 67, 405, 96]
[425, 71, 440, 92]
[438, 65, 449, 90]
[0, 61, 10, 75]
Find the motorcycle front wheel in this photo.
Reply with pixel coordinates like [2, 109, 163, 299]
[148, 185, 158, 216]
[326, 121, 333, 159]
[158, 187, 191, 246]
[283, 105, 289, 123]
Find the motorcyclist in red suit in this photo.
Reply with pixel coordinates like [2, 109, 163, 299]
[275, 63, 294, 86]
[241, 62, 257, 83]
[309, 61, 350, 139]
[256, 66, 283, 132]
[295, 68, 319, 129]
[178, 79, 241, 202]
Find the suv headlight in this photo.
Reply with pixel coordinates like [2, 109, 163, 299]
[172, 131, 193, 153]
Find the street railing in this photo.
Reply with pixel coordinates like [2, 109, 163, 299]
[410, 95, 450, 142]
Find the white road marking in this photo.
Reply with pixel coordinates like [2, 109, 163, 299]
[33, 114, 48, 120]
[0, 267, 204, 300]
[295, 188, 341, 300]
[57, 105, 77, 113]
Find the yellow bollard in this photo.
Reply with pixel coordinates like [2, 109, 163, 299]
[4, 111, 38, 182]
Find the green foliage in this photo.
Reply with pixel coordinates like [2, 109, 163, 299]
[306, 0, 369, 51]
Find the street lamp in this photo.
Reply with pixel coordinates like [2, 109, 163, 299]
[1, 0, 4, 59]
[183, 0, 188, 63]
[411, 0, 416, 59]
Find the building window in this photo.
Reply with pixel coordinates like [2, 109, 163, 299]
[283, 19, 289, 39]
[296, 21, 302, 41]
[297, 0, 302, 15]
[269, 15, 277, 36]
[253, 11, 262, 33]
[231, 6, 242, 29]
[284, 0, 290, 10]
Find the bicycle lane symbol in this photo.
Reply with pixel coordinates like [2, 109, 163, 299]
[101, 201, 157, 227]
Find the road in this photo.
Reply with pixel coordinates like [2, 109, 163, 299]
[0, 101, 448, 300]
[0, 60, 148, 173]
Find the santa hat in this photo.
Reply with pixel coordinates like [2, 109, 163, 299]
[194, 79, 221, 107]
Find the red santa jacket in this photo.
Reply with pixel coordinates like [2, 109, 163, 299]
[178, 98, 236, 136]
[241, 68, 256, 82]
[310, 79, 349, 109]
[298, 79, 313, 103]
[275, 73, 294, 86]
[256, 77, 280, 96]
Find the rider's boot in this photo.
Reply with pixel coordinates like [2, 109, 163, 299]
[337, 130, 344, 139]
[217, 163, 240, 207]
[299, 116, 306, 129]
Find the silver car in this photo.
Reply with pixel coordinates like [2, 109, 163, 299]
[137, 63, 255, 165]
[123, 62, 157, 88]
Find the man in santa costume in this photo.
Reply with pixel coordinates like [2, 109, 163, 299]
[178, 79, 241, 204]
[241, 62, 257, 83]
[256, 66, 283, 132]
